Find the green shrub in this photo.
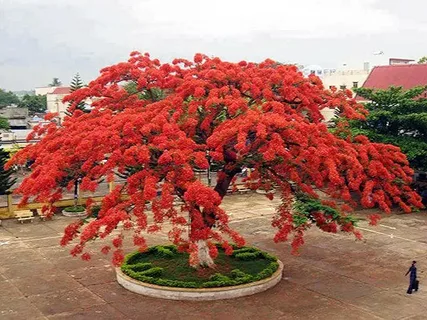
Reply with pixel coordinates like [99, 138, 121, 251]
[232, 247, 259, 255]
[209, 273, 231, 282]
[140, 267, 164, 277]
[253, 261, 279, 280]
[127, 262, 152, 272]
[63, 205, 85, 213]
[121, 244, 280, 288]
[230, 269, 249, 279]
[154, 246, 175, 258]
[234, 252, 260, 261]
[91, 205, 101, 218]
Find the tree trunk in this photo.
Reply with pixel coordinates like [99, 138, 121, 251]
[190, 166, 241, 268]
[73, 180, 78, 207]
[194, 240, 215, 268]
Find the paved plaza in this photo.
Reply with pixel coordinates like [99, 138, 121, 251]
[0, 193, 427, 319]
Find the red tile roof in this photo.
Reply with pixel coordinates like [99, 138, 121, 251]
[362, 64, 427, 90]
[51, 87, 71, 94]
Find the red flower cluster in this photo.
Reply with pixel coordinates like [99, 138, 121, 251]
[7, 52, 422, 267]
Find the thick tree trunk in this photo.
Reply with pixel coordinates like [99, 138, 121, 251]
[191, 167, 241, 268]
[195, 240, 215, 268]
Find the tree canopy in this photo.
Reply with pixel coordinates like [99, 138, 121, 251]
[349, 86, 427, 171]
[0, 89, 19, 108]
[18, 94, 47, 114]
[8, 52, 422, 267]
[0, 148, 16, 195]
[418, 56, 427, 64]
[69, 73, 86, 112]
[0, 117, 9, 130]
[49, 78, 62, 87]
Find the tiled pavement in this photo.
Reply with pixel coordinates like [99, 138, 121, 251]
[1, 193, 427, 319]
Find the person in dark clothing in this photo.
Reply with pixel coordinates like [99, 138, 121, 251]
[405, 261, 417, 294]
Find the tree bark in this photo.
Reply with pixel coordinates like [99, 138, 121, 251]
[191, 166, 241, 268]
[195, 240, 215, 268]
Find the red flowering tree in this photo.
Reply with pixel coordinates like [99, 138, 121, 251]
[7, 52, 422, 268]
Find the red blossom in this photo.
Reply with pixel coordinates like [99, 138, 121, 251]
[81, 252, 91, 261]
[7, 51, 422, 267]
[368, 214, 382, 226]
[101, 246, 111, 255]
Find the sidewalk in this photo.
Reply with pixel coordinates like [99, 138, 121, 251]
[1, 193, 426, 319]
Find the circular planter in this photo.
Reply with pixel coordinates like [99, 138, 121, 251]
[116, 259, 283, 301]
[62, 209, 87, 217]
[256, 189, 276, 195]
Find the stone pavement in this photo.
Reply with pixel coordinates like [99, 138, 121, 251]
[0, 193, 427, 320]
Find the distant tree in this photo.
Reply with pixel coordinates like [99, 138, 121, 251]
[418, 56, 427, 64]
[0, 89, 20, 108]
[18, 94, 47, 114]
[349, 86, 427, 171]
[49, 78, 62, 87]
[0, 117, 9, 130]
[0, 148, 16, 195]
[68, 73, 86, 112]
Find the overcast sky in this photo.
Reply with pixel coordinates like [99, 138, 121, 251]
[1, 0, 427, 91]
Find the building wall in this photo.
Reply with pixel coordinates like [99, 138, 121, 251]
[35, 87, 57, 96]
[322, 70, 370, 95]
[46, 93, 69, 121]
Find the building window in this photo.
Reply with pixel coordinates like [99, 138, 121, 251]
[353, 82, 359, 88]
[340, 85, 347, 90]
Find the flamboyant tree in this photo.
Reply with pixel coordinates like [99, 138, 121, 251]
[7, 52, 422, 268]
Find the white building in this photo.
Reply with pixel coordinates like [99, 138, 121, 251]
[301, 64, 370, 123]
[46, 87, 72, 122]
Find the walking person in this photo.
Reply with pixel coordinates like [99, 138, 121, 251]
[405, 261, 418, 294]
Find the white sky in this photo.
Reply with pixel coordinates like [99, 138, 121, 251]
[1, 0, 427, 90]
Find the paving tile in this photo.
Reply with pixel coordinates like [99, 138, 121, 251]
[69, 265, 115, 286]
[25, 237, 63, 249]
[2, 223, 57, 239]
[0, 248, 46, 266]
[353, 291, 427, 320]
[86, 282, 140, 304]
[10, 273, 84, 296]
[47, 304, 127, 319]
[304, 275, 380, 302]
[27, 288, 105, 317]
[0, 260, 57, 279]
[51, 256, 111, 272]
[0, 297, 45, 320]
[0, 280, 24, 299]
[284, 303, 383, 320]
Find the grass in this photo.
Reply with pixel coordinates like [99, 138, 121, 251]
[121, 245, 279, 288]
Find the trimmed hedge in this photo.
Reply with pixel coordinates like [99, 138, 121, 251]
[121, 244, 279, 289]
[63, 205, 85, 213]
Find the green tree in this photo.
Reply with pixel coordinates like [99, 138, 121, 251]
[49, 78, 62, 87]
[0, 117, 9, 130]
[349, 86, 427, 171]
[418, 56, 427, 64]
[0, 148, 16, 195]
[18, 94, 47, 114]
[0, 89, 20, 108]
[68, 73, 86, 112]
[123, 82, 165, 101]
